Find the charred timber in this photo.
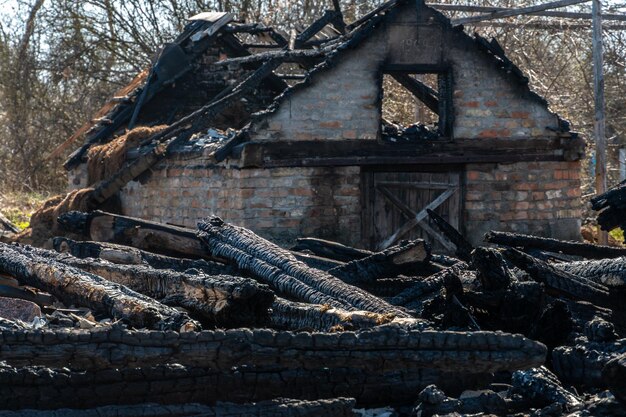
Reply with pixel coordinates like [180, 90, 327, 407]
[18, 245, 273, 327]
[485, 230, 626, 259]
[0, 243, 198, 331]
[292, 237, 373, 262]
[0, 326, 546, 374]
[427, 209, 473, 261]
[0, 361, 490, 409]
[555, 257, 626, 287]
[502, 248, 611, 308]
[389, 263, 467, 307]
[327, 239, 430, 283]
[197, 217, 411, 317]
[58, 210, 208, 259]
[553, 338, 626, 386]
[0, 398, 356, 417]
[269, 297, 429, 332]
[471, 247, 516, 291]
[53, 237, 237, 275]
[603, 352, 626, 404]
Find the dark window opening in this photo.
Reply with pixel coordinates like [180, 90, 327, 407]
[381, 69, 453, 142]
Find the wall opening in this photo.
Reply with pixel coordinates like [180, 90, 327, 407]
[381, 69, 452, 141]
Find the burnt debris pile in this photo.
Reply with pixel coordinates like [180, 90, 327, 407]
[0, 209, 623, 416]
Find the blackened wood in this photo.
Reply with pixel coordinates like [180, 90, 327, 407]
[20, 245, 273, 327]
[0, 326, 546, 375]
[236, 137, 578, 168]
[292, 237, 373, 262]
[197, 217, 411, 317]
[391, 73, 439, 115]
[502, 248, 612, 308]
[0, 398, 357, 417]
[294, 10, 340, 47]
[291, 251, 344, 270]
[389, 263, 467, 307]
[553, 338, 626, 387]
[427, 209, 473, 261]
[53, 237, 236, 275]
[555, 257, 626, 287]
[269, 297, 429, 332]
[603, 352, 626, 404]
[58, 210, 208, 259]
[471, 247, 515, 290]
[511, 366, 583, 411]
[0, 243, 198, 331]
[0, 284, 54, 307]
[591, 182, 626, 211]
[486, 230, 626, 259]
[0, 362, 489, 409]
[327, 239, 430, 283]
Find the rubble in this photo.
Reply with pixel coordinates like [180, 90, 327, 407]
[0, 211, 624, 414]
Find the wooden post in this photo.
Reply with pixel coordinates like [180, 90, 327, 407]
[593, 0, 608, 245]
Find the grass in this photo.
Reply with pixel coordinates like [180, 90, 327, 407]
[0, 191, 53, 230]
[610, 227, 625, 243]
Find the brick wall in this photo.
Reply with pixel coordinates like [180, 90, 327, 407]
[119, 155, 362, 246]
[249, 2, 562, 142]
[464, 160, 582, 245]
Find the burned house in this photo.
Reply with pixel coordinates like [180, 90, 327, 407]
[63, 0, 585, 251]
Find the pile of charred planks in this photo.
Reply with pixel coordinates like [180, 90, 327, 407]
[0, 210, 624, 416]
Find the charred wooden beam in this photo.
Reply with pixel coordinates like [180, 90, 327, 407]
[0, 398, 357, 417]
[0, 362, 488, 409]
[486, 230, 626, 259]
[553, 338, 626, 387]
[197, 217, 410, 317]
[502, 248, 611, 308]
[212, 49, 325, 67]
[471, 247, 516, 290]
[389, 263, 467, 307]
[0, 326, 546, 374]
[390, 73, 439, 115]
[291, 251, 344, 270]
[0, 243, 198, 331]
[603, 352, 626, 404]
[17, 245, 273, 327]
[511, 366, 583, 411]
[52, 237, 236, 275]
[236, 137, 577, 168]
[427, 209, 473, 261]
[269, 297, 429, 332]
[58, 210, 207, 259]
[327, 239, 430, 283]
[294, 10, 341, 48]
[555, 257, 626, 287]
[292, 237, 373, 262]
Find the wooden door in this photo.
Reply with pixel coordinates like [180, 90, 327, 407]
[362, 170, 462, 253]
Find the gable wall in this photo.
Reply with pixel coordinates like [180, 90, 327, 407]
[250, 3, 561, 141]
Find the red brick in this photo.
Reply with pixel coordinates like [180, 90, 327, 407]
[467, 171, 480, 181]
[463, 101, 480, 108]
[511, 111, 530, 119]
[566, 187, 581, 198]
[343, 130, 357, 139]
[320, 121, 342, 128]
[484, 100, 498, 107]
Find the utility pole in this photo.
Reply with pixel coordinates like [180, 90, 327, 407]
[592, 0, 608, 245]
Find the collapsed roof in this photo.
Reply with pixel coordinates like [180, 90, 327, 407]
[56, 0, 571, 176]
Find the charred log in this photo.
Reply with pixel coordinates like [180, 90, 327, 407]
[603, 352, 626, 404]
[553, 338, 626, 387]
[511, 366, 583, 412]
[327, 239, 430, 283]
[502, 248, 611, 308]
[197, 217, 410, 317]
[0, 243, 198, 331]
[58, 210, 208, 259]
[555, 257, 626, 287]
[486, 230, 626, 259]
[291, 251, 344, 271]
[471, 247, 516, 291]
[0, 398, 356, 417]
[427, 209, 473, 261]
[31, 246, 273, 327]
[292, 237, 373, 262]
[52, 237, 237, 275]
[0, 361, 490, 409]
[389, 263, 467, 307]
[0, 326, 546, 375]
[269, 297, 429, 332]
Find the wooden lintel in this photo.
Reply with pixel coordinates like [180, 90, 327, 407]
[235, 137, 578, 168]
